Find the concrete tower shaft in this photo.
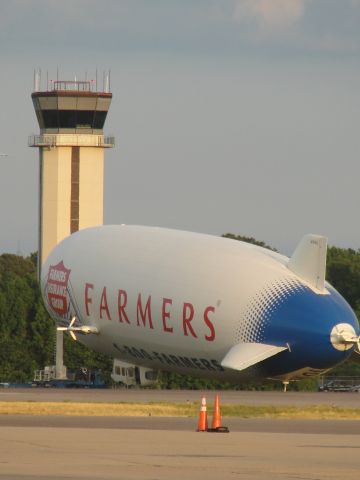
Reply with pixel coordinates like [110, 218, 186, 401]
[29, 79, 114, 271]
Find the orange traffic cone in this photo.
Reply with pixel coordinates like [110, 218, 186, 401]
[208, 394, 229, 433]
[211, 394, 222, 429]
[196, 396, 208, 432]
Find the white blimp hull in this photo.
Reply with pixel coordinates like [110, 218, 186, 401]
[41, 225, 360, 384]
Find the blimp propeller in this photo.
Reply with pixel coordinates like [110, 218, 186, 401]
[57, 316, 99, 341]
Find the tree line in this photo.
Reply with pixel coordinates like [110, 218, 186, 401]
[0, 235, 359, 388]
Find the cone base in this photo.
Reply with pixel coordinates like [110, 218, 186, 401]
[207, 426, 230, 433]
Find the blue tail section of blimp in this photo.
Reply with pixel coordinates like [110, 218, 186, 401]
[236, 277, 359, 379]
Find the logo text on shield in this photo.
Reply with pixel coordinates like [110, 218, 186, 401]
[46, 261, 71, 317]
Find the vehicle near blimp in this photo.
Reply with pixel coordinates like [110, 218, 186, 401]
[41, 226, 360, 387]
[111, 358, 158, 388]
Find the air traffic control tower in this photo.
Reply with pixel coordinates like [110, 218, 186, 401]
[29, 75, 114, 271]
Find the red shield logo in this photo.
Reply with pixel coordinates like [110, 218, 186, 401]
[46, 261, 71, 317]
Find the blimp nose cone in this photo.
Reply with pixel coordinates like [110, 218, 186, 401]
[330, 323, 359, 352]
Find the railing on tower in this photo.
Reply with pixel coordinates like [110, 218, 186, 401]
[51, 80, 94, 92]
[33, 70, 111, 93]
[28, 134, 115, 148]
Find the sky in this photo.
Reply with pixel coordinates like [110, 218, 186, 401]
[0, 0, 359, 256]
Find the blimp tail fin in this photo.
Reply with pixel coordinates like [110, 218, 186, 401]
[288, 234, 327, 293]
[221, 343, 288, 372]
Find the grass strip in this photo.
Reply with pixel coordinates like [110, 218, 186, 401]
[1, 402, 360, 419]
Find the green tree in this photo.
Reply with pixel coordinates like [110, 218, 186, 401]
[0, 253, 112, 383]
[222, 233, 277, 251]
[326, 246, 360, 312]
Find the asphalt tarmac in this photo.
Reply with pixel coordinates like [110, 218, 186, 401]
[1, 390, 360, 479]
[1, 388, 360, 407]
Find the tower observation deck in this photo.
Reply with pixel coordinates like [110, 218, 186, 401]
[29, 77, 115, 270]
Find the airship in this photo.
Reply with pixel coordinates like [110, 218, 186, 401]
[41, 226, 360, 387]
